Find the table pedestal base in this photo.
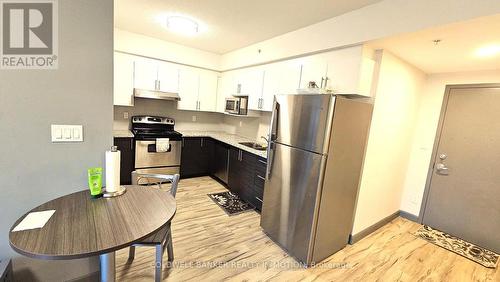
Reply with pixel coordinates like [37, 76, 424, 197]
[99, 252, 115, 282]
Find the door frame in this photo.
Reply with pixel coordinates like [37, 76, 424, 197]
[418, 83, 500, 224]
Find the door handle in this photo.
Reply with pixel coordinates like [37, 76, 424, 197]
[435, 163, 449, 175]
[270, 100, 279, 141]
[266, 142, 274, 180]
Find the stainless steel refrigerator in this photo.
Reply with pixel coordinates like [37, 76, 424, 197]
[261, 94, 373, 265]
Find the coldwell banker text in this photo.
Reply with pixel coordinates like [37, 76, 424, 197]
[0, 0, 58, 69]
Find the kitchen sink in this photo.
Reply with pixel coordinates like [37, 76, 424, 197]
[239, 142, 267, 151]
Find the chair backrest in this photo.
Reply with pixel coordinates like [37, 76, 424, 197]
[131, 172, 180, 198]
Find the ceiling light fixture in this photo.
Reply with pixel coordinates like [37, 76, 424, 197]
[165, 15, 199, 36]
[475, 44, 500, 58]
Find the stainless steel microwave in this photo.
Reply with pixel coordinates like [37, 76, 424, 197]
[225, 96, 248, 115]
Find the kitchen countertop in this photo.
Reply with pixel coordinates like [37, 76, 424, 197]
[113, 130, 134, 138]
[179, 130, 267, 159]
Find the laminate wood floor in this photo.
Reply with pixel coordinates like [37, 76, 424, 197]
[115, 176, 499, 281]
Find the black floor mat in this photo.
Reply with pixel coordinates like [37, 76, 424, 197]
[208, 191, 253, 216]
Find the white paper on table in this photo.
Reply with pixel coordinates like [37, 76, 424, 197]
[12, 210, 56, 232]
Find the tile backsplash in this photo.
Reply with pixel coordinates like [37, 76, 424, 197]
[114, 99, 271, 141]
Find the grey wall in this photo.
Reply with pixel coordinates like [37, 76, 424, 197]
[0, 0, 113, 281]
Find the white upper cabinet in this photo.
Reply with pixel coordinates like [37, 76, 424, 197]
[177, 67, 199, 111]
[298, 56, 328, 89]
[134, 58, 158, 91]
[243, 68, 265, 111]
[216, 72, 232, 113]
[157, 62, 179, 93]
[198, 70, 218, 112]
[262, 60, 302, 111]
[323, 46, 375, 97]
[177, 66, 219, 112]
[113, 52, 134, 106]
[133, 58, 179, 93]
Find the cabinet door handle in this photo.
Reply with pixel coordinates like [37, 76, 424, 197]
[200, 138, 204, 147]
[182, 138, 185, 147]
[130, 138, 133, 150]
[239, 150, 242, 161]
[158, 80, 161, 90]
[320, 77, 325, 89]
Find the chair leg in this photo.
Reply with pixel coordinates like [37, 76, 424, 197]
[155, 244, 163, 282]
[128, 246, 135, 261]
[166, 231, 174, 262]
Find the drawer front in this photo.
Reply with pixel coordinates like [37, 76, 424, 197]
[255, 158, 267, 176]
[254, 173, 265, 191]
[135, 140, 181, 168]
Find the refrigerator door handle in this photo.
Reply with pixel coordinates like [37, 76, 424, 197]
[266, 142, 274, 179]
[270, 100, 279, 141]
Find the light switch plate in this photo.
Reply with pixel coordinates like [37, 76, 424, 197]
[51, 125, 83, 142]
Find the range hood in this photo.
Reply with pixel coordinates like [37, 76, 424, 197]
[134, 88, 181, 101]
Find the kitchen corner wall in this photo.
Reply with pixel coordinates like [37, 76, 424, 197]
[352, 50, 426, 235]
[0, 0, 113, 281]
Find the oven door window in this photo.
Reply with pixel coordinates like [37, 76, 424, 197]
[226, 100, 236, 110]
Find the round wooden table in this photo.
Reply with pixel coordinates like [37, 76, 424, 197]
[9, 185, 176, 282]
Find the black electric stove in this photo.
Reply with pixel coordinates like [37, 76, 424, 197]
[131, 116, 183, 141]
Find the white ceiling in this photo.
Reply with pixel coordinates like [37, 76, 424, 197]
[114, 0, 382, 54]
[368, 14, 500, 74]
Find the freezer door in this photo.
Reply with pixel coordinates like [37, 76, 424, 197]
[260, 141, 326, 264]
[270, 94, 334, 154]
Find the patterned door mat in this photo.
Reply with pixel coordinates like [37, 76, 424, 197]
[415, 225, 499, 268]
[208, 191, 254, 216]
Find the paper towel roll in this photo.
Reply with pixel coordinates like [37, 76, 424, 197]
[105, 149, 121, 192]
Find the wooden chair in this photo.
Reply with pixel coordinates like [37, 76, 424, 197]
[129, 172, 180, 282]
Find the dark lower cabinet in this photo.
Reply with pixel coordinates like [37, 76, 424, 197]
[253, 157, 267, 211]
[180, 137, 267, 212]
[228, 148, 267, 211]
[212, 141, 230, 184]
[113, 137, 134, 185]
[180, 137, 214, 178]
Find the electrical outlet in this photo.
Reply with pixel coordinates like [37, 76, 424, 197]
[192, 115, 197, 122]
[123, 112, 129, 119]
